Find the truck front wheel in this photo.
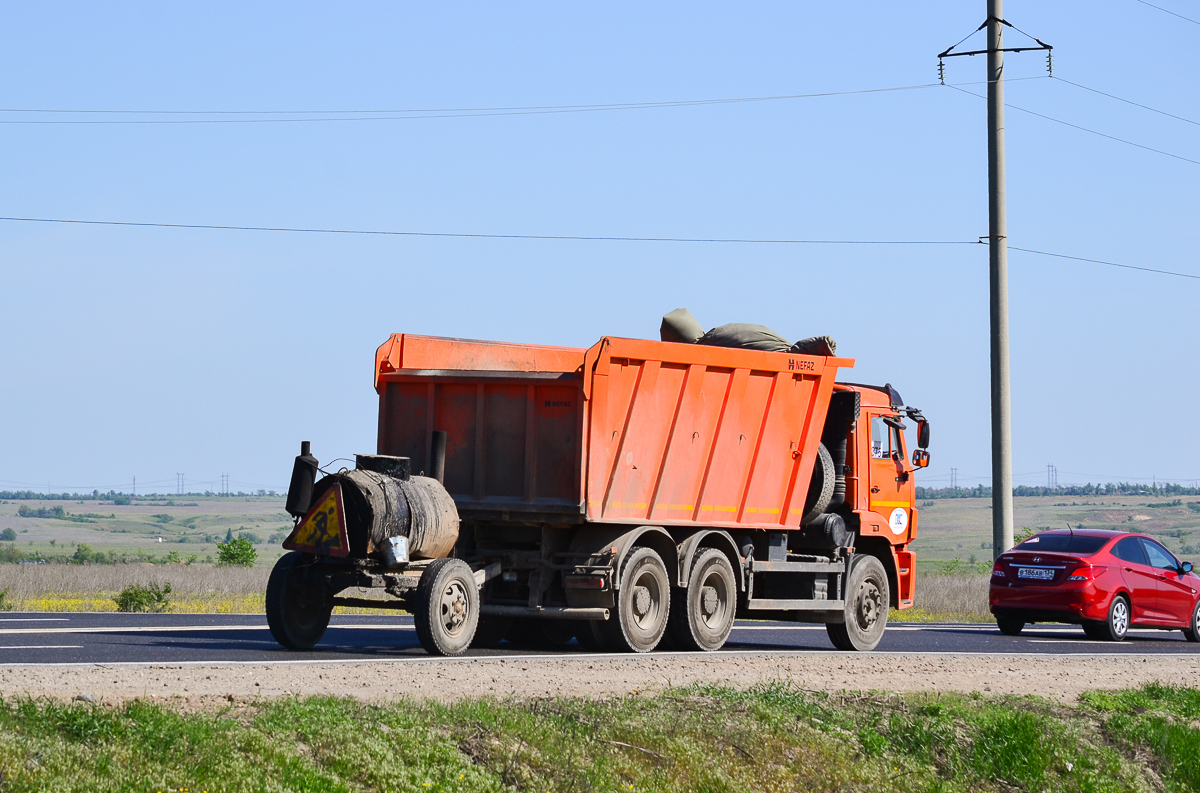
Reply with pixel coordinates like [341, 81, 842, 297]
[826, 555, 889, 651]
[600, 546, 670, 652]
[414, 558, 479, 656]
[266, 552, 332, 650]
[670, 548, 736, 651]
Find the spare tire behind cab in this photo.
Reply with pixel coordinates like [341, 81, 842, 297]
[801, 442, 835, 525]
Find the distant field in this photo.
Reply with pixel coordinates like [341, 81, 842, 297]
[0, 495, 293, 566]
[914, 494, 1200, 567]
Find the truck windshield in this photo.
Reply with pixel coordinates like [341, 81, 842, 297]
[1014, 534, 1110, 555]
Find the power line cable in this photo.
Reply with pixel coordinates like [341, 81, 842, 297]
[1008, 245, 1200, 280]
[1134, 0, 1200, 26]
[0, 78, 1046, 125]
[1054, 76, 1200, 128]
[3, 215, 1195, 281]
[947, 84, 1200, 166]
[0, 216, 975, 245]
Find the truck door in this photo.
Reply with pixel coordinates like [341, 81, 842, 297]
[866, 413, 912, 541]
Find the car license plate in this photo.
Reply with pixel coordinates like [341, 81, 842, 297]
[1017, 567, 1054, 581]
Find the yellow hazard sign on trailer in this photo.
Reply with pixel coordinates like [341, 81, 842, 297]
[283, 482, 350, 557]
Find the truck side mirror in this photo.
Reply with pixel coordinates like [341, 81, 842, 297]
[912, 449, 930, 468]
[917, 419, 930, 449]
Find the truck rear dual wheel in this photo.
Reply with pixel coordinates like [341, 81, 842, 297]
[670, 549, 736, 652]
[826, 555, 889, 652]
[599, 546, 670, 653]
[266, 552, 333, 650]
[414, 558, 479, 656]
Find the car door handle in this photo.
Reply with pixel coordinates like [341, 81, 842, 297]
[1124, 568, 1134, 573]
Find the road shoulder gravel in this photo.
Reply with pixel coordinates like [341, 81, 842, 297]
[3, 651, 1197, 707]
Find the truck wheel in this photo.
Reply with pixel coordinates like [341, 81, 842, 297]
[826, 555, 889, 651]
[599, 546, 670, 652]
[670, 548, 736, 651]
[801, 443, 836, 525]
[414, 558, 479, 656]
[266, 551, 332, 650]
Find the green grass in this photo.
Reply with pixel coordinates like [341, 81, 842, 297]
[0, 684, 1196, 792]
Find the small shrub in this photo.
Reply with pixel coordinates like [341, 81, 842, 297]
[237, 530, 263, 545]
[0, 588, 13, 611]
[0, 527, 16, 541]
[113, 582, 172, 613]
[112, 495, 131, 505]
[216, 536, 257, 567]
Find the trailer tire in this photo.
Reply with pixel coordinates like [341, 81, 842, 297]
[599, 546, 670, 652]
[670, 548, 736, 651]
[414, 558, 479, 656]
[801, 443, 836, 525]
[826, 555, 889, 651]
[266, 552, 331, 650]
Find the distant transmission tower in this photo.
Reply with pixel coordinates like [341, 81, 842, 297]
[221, 474, 230, 496]
[950, 468, 958, 489]
[176, 473, 184, 495]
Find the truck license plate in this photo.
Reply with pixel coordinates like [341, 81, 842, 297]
[1017, 567, 1054, 581]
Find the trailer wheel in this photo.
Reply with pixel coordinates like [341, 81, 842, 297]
[599, 546, 670, 652]
[414, 558, 479, 656]
[265, 552, 332, 650]
[801, 443, 836, 525]
[670, 548, 736, 651]
[826, 555, 889, 651]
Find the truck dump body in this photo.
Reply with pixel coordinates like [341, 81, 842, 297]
[374, 334, 852, 530]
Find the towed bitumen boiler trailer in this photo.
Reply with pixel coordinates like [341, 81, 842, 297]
[270, 333, 930, 655]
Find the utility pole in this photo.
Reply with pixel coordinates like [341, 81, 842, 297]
[938, 4, 1051, 560]
[986, 0, 1014, 560]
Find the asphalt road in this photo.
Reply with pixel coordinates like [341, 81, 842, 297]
[1, 613, 1196, 665]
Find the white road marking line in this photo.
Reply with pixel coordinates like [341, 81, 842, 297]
[0, 618, 71, 622]
[0, 645, 83, 650]
[0, 623, 414, 636]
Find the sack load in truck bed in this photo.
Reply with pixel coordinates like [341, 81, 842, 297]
[269, 330, 930, 657]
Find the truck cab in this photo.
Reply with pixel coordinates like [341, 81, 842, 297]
[836, 383, 924, 612]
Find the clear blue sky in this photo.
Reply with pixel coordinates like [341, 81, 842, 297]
[2, 2, 1197, 495]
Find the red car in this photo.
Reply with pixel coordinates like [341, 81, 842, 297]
[989, 529, 1200, 642]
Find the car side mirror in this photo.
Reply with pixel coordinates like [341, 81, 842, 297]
[1182, 561, 1194, 574]
[917, 419, 930, 449]
[912, 449, 930, 468]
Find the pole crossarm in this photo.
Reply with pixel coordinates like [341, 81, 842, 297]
[937, 17, 1052, 59]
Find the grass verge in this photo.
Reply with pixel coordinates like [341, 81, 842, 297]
[0, 683, 1196, 792]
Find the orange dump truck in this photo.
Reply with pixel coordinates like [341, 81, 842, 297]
[271, 333, 930, 655]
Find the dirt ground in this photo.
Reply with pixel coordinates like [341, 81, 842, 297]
[3, 651, 1196, 708]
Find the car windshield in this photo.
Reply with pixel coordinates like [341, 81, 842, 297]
[1014, 534, 1110, 555]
